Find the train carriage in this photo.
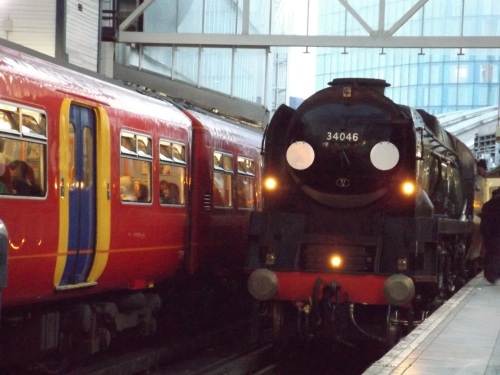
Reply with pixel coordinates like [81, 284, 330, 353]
[185, 108, 263, 278]
[0, 40, 263, 369]
[0, 42, 192, 309]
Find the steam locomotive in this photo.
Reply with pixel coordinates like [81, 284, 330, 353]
[246, 78, 480, 346]
[0, 41, 262, 369]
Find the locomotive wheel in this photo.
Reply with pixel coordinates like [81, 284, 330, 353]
[387, 322, 401, 348]
[250, 301, 267, 344]
[386, 310, 402, 348]
[453, 238, 468, 286]
[272, 302, 285, 343]
[437, 251, 451, 299]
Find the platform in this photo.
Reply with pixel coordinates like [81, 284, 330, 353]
[364, 273, 500, 375]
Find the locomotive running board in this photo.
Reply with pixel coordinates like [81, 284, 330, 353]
[437, 218, 471, 234]
[413, 275, 437, 283]
[55, 281, 97, 291]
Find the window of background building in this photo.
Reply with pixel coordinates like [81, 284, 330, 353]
[204, 0, 239, 34]
[458, 85, 473, 107]
[430, 62, 442, 84]
[143, 46, 173, 78]
[178, 0, 202, 33]
[174, 47, 199, 83]
[234, 48, 267, 104]
[481, 62, 495, 83]
[200, 48, 232, 94]
[249, 0, 270, 34]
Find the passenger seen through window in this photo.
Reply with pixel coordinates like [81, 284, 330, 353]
[0, 104, 47, 198]
[159, 140, 185, 205]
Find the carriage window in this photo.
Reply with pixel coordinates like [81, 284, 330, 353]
[120, 131, 152, 203]
[0, 103, 47, 197]
[82, 128, 93, 188]
[237, 157, 255, 209]
[213, 151, 233, 207]
[121, 132, 136, 154]
[0, 105, 46, 138]
[22, 112, 46, 137]
[159, 140, 186, 205]
[68, 123, 76, 188]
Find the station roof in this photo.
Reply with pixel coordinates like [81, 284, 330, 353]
[437, 106, 500, 149]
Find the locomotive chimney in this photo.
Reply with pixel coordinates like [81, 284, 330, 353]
[328, 78, 390, 95]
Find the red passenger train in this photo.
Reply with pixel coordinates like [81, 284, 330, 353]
[0, 41, 262, 368]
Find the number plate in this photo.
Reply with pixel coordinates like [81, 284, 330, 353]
[326, 132, 359, 142]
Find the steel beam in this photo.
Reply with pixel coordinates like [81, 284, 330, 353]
[117, 32, 500, 49]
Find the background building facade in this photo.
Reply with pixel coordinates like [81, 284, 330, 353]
[1, 0, 499, 164]
[316, 0, 500, 114]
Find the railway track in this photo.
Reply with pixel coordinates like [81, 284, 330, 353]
[63, 329, 386, 375]
[33, 270, 476, 374]
[155, 344, 277, 375]
[64, 318, 273, 375]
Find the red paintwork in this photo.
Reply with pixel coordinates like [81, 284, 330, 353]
[0, 42, 262, 310]
[99, 117, 190, 294]
[0, 44, 191, 307]
[273, 272, 390, 305]
[185, 110, 262, 276]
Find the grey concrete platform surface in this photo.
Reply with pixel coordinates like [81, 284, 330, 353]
[364, 273, 500, 375]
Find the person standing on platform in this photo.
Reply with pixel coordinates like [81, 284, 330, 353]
[475, 159, 488, 190]
[472, 159, 488, 259]
[480, 187, 500, 284]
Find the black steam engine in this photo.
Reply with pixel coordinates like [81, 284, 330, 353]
[246, 78, 480, 345]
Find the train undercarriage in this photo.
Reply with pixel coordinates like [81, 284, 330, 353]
[251, 232, 481, 349]
[0, 272, 252, 373]
[0, 291, 163, 371]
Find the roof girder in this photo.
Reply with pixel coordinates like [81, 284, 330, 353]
[116, 0, 500, 49]
[117, 32, 500, 49]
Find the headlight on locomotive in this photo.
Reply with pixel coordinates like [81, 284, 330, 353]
[286, 141, 315, 170]
[330, 254, 342, 268]
[370, 141, 399, 171]
[401, 181, 416, 196]
[264, 176, 278, 190]
[282, 110, 408, 207]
